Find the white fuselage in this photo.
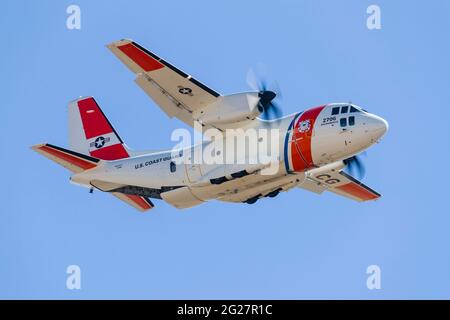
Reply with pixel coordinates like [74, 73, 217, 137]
[71, 103, 388, 208]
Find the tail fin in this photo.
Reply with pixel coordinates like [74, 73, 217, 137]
[69, 97, 130, 160]
[33, 97, 155, 212]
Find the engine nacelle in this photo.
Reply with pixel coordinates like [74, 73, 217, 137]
[193, 92, 261, 126]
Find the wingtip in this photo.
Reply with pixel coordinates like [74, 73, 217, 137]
[31, 143, 46, 151]
[69, 96, 91, 104]
[106, 38, 133, 49]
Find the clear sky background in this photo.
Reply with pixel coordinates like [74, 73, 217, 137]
[1, 0, 450, 299]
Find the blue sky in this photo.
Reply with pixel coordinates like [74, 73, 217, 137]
[1, 0, 450, 299]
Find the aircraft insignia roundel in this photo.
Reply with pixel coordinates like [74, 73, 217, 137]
[178, 87, 192, 95]
[299, 119, 311, 133]
[94, 136, 106, 148]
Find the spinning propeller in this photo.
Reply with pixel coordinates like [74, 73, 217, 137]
[343, 152, 367, 180]
[247, 69, 283, 120]
[247, 68, 367, 180]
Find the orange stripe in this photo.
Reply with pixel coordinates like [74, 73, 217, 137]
[336, 182, 379, 201]
[126, 195, 153, 211]
[291, 105, 325, 172]
[40, 145, 97, 170]
[117, 43, 164, 72]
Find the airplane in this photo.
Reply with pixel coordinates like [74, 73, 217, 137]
[32, 39, 388, 211]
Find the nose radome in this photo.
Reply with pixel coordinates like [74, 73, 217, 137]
[379, 117, 389, 134]
[380, 117, 389, 133]
[371, 115, 389, 140]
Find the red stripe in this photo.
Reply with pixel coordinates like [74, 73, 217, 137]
[336, 183, 379, 201]
[290, 105, 325, 172]
[126, 195, 153, 210]
[117, 43, 164, 72]
[78, 98, 113, 139]
[39, 145, 97, 170]
[90, 144, 129, 160]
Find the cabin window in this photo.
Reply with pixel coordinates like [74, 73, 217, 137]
[349, 116, 355, 126]
[331, 107, 340, 115]
[340, 117, 347, 127]
[170, 161, 176, 173]
[341, 106, 349, 114]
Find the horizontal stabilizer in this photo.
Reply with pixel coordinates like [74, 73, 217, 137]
[32, 144, 154, 212]
[31, 143, 100, 173]
[111, 193, 154, 212]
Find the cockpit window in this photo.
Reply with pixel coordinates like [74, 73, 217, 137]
[349, 116, 355, 126]
[350, 106, 360, 113]
[340, 118, 347, 127]
[341, 106, 349, 114]
[170, 161, 176, 173]
[331, 107, 340, 115]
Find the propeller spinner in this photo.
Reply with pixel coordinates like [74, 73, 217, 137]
[247, 69, 283, 120]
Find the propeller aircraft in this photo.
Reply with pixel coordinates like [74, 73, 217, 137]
[32, 39, 388, 211]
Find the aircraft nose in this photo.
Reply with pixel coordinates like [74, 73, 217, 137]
[371, 115, 389, 141]
[378, 117, 389, 134]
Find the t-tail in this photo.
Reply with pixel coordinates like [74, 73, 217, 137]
[31, 97, 154, 212]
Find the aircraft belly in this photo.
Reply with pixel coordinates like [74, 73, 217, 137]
[217, 173, 305, 203]
[190, 171, 304, 202]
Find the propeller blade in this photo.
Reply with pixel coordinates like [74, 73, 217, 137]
[271, 80, 283, 101]
[246, 68, 259, 91]
[246, 67, 284, 121]
[260, 104, 283, 121]
[269, 101, 283, 119]
[344, 155, 366, 180]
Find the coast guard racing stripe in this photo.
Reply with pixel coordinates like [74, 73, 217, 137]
[286, 106, 325, 172]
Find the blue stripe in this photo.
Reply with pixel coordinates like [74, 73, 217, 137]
[283, 113, 300, 173]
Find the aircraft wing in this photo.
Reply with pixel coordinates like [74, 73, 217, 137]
[299, 163, 381, 202]
[107, 39, 220, 128]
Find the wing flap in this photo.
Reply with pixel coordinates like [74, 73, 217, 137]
[298, 178, 326, 195]
[135, 73, 194, 124]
